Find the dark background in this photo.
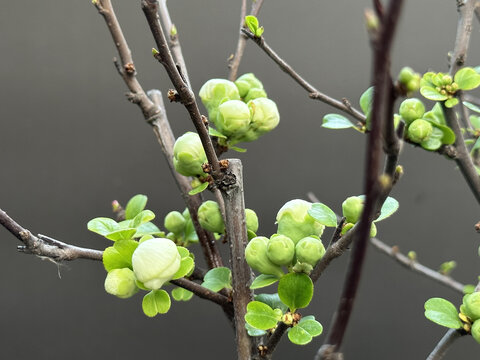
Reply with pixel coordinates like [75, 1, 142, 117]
[1, 1, 479, 359]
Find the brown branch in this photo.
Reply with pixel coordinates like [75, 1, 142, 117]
[228, 0, 265, 81]
[93, 0, 223, 269]
[141, 0, 222, 180]
[260, 322, 289, 358]
[449, 0, 476, 75]
[426, 329, 467, 360]
[320, 1, 404, 356]
[170, 278, 232, 309]
[241, 28, 366, 123]
[370, 237, 465, 294]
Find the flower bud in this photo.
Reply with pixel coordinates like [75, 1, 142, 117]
[295, 236, 325, 267]
[407, 119, 433, 143]
[370, 222, 377, 238]
[215, 100, 251, 137]
[245, 236, 284, 278]
[244, 88, 268, 103]
[198, 200, 225, 234]
[132, 238, 181, 290]
[399, 98, 425, 125]
[104, 268, 138, 299]
[276, 199, 325, 244]
[341, 222, 354, 235]
[266, 234, 295, 266]
[407, 75, 421, 93]
[164, 211, 187, 234]
[173, 132, 207, 177]
[472, 320, 480, 344]
[235, 73, 264, 98]
[463, 292, 480, 321]
[342, 196, 364, 224]
[199, 79, 240, 120]
[398, 67, 415, 84]
[245, 208, 259, 233]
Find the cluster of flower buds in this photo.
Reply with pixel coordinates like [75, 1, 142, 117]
[164, 208, 199, 246]
[245, 200, 326, 276]
[341, 196, 377, 237]
[396, 98, 434, 145]
[460, 292, 480, 343]
[199, 73, 280, 146]
[397, 67, 421, 94]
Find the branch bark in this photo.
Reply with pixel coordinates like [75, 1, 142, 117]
[426, 329, 466, 360]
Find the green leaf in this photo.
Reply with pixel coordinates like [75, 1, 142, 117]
[455, 67, 480, 91]
[424, 297, 462, 329]
[171, 287, 194, 301]
[244, 301, 282, 330]
[142, 290, 171, 317]
[376, 197, 399, 222]
[134, 222, 164, 238]
[202, 267, 232, 292]
[463, 284, 476, 295]
[255, 293, 288, 313]
[308, 203, 337, 227]
[463, 101, 480, 114]
[209, 127, 227, 139]
[444, 98, 459, 108]
[245, 15, 259, 34]
[322, 113, 355, 129]
[471, 115, 480, 130]
[131, 210, 155, 228]
[125, 194, 148, 220]
[105, 228, 137, 241]
[359, 86, 374, 115]
[245, 323, 267, 337]
[420, 127, 444, 151]
[429, 122, 456, 145]
[230, 145, 247, 153]
[247, 229, 257, 241]
[423, 103, 446, 125]
[172, 253, 195, 280]
[184, 218, 199, 243]
[472, 138, 480, 152]
[420, 86, 448, 101]
[87, 217, 118, 237]
[255, 26, 265, 37]
[288, 316, 323, 345]
[102, 239, 138, 271]
[188, 182, 209, 195]
[250, 274, 280, 290]
[278, 273, 314, 312]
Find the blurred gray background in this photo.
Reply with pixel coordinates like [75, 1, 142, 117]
[1, 0, 480, 359]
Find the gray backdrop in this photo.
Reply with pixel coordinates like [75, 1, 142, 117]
[1, 1, 479, 359]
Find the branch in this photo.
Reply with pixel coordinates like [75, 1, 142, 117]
[370, 237, 465, 294]
[141, 0, 223, 180]
[320, 1, 404, 355]
[260, 322, 289, 359]
[170, 278, 232, 309]
[228, 0, 265, 81]
[93, 0, 224, 269]
[219, 159, 256, 360]
[449, 0, 476, 75]
[426, 329, 466, 360]
[241, 29, 366, 123]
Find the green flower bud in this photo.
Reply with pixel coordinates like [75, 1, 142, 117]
[245, 236, 284, 278]
[164, 211, 187, 234]
[173, 132, 207, 177]
[341, 222, 354, 235]
[342, 196, 364, 224]
[463, 292, 480, 321]
[266, 234, 295, 266]
[295, 236, 325, 267]
[407, 119, 433, 143]
[472, 320, 480, 344]
[132, 238, 181, 290]
[399, 98, 425, 125]
[398, 67, 415, 84]
[276, 199, 325, 244]
[406, 75, 421, 93]
[370, 222, 377, 238]
[199, 79, 240, 121]
[198, 200, 225, 234]
[245, 208, 259, 233]
[215, 100, 251, 137]
[104, 268, 138, 299]
[244, 88, 268, 103]
[235, 73, 264, 98]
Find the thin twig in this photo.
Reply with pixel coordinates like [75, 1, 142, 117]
[228, 0, 265, 81]
[370, 237, 465, 294]
[170, 278, 232, 309]
[449, 0, 476, 75]
[241, 29, 366, 123]
[426, 329, 466, 360]
[260, 322, 289, 358]
[319, 1, 404, 356]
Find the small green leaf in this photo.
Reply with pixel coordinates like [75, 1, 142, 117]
[463, 101, 480, 114]
[288, 316, 323, 345]
[142, 290, 171, 317]
[247, 229, 257, 241]
[209, 127, 227, 139]
[308, 203, 337, 227]
[423, 103, 446, 125]
[125, 194, 148, 220]
[424, 297, 462, 329]
[245, 301, 282, 330]
[230, 145, 247, 153]
[202, 267, 232, 292]
[420, 86, 448, 101]
[255, 293, 288, 313]
[472, 115, 480, 130]
[278, 273, 314, 312]
[88, 217, 118, 236]
[245, 323, 267, 337]
[250, 274, 280, 290]
[455, 67, 480, 91]
[444, 98, 459, 108]
[131, 210, 155, 228]
[376, 197, 399, 222]
[245, 15, 259, 34]
[420, 127, 444, 151]
[134, 222, 164, 238]
[322, 114, 355, 129]
[171, 287, 194, 301]
[105, 228, 137, 241]
[463, 284, 476, 295]
[429, 122, 456, 145]
[184, 218, 199, 243]
[188, 182, 209, 195]
[102, 239, 138, 272]
[172, 254, 195, 280]
[359, 86, 374, 116]
[255, 26, 265, 37]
